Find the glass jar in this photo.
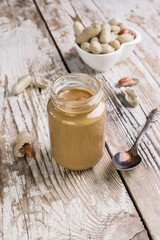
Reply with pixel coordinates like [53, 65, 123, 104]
[47, 73, 106, 170]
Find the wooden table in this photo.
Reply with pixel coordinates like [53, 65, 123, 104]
[0, 0, 160, 239]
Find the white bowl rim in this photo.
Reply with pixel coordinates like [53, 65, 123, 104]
[75, 27, 142, 57]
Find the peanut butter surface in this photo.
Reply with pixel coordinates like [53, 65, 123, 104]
[47, 88, 106, 170]
[58, 88, 93, 101]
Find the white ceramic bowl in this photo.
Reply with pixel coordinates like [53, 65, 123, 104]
[75, 27, 142, 72]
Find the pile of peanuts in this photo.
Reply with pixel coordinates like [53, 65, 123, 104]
[73, 18, 136, 54]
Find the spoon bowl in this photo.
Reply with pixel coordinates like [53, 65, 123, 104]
[112, 150, 141, 171]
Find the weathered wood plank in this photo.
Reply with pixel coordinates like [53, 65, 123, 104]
[0, 0, 148, 239]
[35, 0, 160, 239]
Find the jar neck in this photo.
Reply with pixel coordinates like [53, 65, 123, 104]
[50, 73, 102, 114]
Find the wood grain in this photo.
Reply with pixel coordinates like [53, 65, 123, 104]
[35, 0, 160, 239]
[0, 0, 148, 240]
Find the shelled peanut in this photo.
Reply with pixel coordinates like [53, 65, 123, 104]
[73, 18, 136, 54]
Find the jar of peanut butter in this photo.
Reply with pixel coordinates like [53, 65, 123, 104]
[47, 73, 106, 170]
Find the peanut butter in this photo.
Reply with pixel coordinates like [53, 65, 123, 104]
[58, 88, 92, 101]
[47, 87, 106, 170]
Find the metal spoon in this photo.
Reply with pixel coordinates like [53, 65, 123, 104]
[112, 108, 160, 170]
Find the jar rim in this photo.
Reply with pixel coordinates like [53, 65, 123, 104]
[50, 72, 101, 103]
[50, 73, 102, 113]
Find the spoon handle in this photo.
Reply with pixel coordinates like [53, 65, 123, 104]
[134, 108, 160, 148]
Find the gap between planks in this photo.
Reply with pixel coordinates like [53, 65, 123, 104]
[33, 0, 71, 73]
